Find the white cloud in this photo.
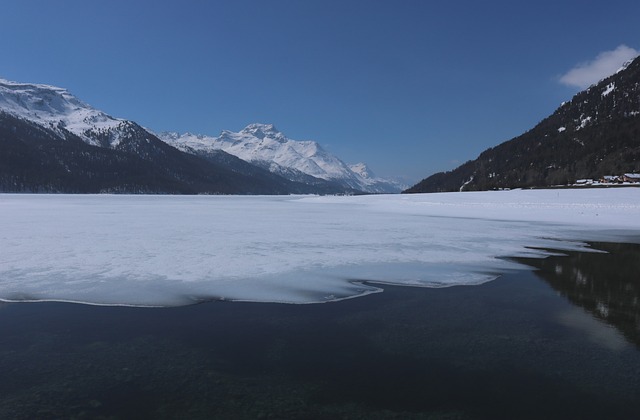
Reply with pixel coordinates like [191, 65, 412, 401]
[559, 45, 639, 89]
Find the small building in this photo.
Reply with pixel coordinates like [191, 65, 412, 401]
[623, 173, 640, 183]
[599, 175, 621, 184]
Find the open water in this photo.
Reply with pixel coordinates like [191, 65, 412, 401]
[0, 242, 639, 419]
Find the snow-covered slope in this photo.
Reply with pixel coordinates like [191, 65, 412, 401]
[0, 78, 135, 147]
[159, 124, 403, 193]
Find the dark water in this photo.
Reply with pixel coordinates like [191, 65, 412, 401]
[1, 243, 639, 419]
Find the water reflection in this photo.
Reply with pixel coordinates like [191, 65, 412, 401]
[557, 306, 630, 351]
[514, 242, 640, 349]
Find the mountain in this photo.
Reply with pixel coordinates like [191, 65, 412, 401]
[158, 124, 403, 193]
[348, 162, 408, 193]
[405, 56, 640, 193]
[0, 79, 346, 194]
[0, 78, 127, 148]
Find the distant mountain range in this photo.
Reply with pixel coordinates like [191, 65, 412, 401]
[0, 78, 402, 194]
[405, 56, 640, 193]
[158, 124, 404, 194]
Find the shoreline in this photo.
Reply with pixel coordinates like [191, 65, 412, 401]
[0, 237, 635, 309]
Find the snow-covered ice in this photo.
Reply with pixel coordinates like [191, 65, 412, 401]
[1, 189, 639, 306]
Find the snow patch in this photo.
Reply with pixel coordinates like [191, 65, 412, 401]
[576, 115, 592, 130]
[459, 176, 474, 192]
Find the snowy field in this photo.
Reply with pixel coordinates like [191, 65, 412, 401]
[1, 188, 639, 306]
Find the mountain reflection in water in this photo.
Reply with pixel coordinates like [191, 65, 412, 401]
[514, 241, 640, 349]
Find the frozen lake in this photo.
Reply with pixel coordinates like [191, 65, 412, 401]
[1, 189, 640, 306]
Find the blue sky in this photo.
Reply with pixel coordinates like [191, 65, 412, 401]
[1, 0, 638, 182]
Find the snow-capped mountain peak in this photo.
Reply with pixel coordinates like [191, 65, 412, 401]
[239, 123, 286, 141]
[349, 162, 376, 179]
[0, 78, 126, 147]
[161, 124, 357, 181]
[0, 78, 89, 110]
[158, 124, 404, 193]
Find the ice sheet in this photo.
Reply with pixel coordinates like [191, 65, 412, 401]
[1, 189, 639, 306]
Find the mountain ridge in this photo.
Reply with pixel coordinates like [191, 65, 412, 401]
[0, 78, 375, 194]
[158, 124, 405, 193]
[405, 56, 640, 193]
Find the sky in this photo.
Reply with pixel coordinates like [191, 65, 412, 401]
[1, 0, 639, 183]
